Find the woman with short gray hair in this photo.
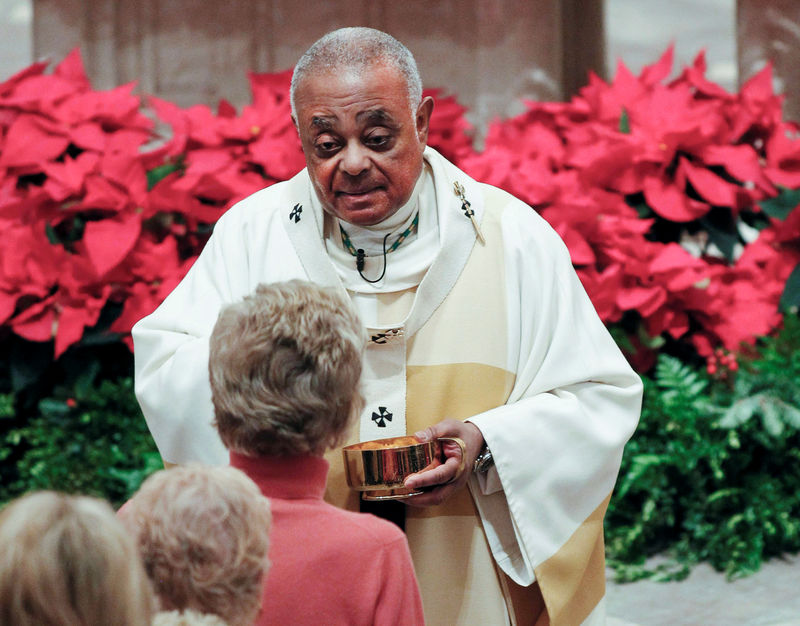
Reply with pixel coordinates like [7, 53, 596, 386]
[209, 280, 425, 625]
[210, 280, 365, 458]
[119, 464, 271, 626]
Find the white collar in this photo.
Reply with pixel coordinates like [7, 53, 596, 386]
[324, 163, 439, 293]
[335, 172, 423, 256]
[286, 147, 484, 337]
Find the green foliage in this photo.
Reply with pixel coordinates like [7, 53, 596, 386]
[146, 156, 185, 190]
[781, 263, 800, 313]
[607, 316, 800, 582]
[619, 108, 631, 134]
[760, 186, 800, 221]
[0, 374, 161, 509]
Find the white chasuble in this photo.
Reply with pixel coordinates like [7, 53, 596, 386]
[133, 147, 643, 626]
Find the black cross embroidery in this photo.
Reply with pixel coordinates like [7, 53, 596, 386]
[289, 204, 302, 223]
[371, 406, 393, 427]
[371, 333, 387, 344]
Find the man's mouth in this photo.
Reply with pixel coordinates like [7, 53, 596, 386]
[337, 186, 382, 197]
[337, 189, 375, 197]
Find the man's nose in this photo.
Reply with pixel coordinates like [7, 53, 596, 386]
[339, 142, 371, 176]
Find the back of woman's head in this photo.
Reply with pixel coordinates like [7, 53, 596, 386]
[209, 280, 366, 457]
[118, 465, 271, 626]
[0, 490, 154, 626]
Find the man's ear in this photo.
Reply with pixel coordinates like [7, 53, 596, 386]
[291, 115, 299, 133]
[415, 96, 435, 145]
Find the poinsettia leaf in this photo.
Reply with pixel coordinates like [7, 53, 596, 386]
[609, 326, 635, 354]
[54, 305, 89, 358]
[644, 174, 710, 222]
[619, 108, 631, 134]
[700, 211, 739, 262]
[630, 200, 653, 219]
[680, 158, 738, 207]
[147, 159, 184, 190]
[52, 47, 90, 88]
[639, 44, 674, 85]
[759, 186, 800, 220]
[779, 263, 800, 313]
[82, 214, 141, 277]
[637, 323, 666, 349]
[45, 223, 59, 245]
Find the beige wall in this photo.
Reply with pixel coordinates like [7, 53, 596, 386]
[26, 0, 800, 126]
[31, 0, 604, 132]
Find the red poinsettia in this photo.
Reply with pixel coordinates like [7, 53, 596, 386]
[1, 46, 798, 370]
[0, 49, 158, 357]
[457, 45, 800, 367]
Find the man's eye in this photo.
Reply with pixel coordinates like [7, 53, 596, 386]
[365, 135, 391, 148]
[315, 141, 339, 153]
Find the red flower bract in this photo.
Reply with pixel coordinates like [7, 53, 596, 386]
[1, 46, 799, 370]
[0, 49, 158, 357]
[453, 46, 800, 367]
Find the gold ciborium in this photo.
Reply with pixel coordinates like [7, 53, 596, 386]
[342, 435, 466, 501]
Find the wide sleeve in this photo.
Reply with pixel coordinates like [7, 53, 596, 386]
[372, 533, 426, 626]
[132, 208, 251, 465]
[467, 204, 643, 586]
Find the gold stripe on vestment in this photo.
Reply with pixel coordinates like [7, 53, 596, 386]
[534, 493, 611, 626]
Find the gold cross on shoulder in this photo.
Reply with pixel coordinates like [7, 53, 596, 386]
[453, 181, 485, 244]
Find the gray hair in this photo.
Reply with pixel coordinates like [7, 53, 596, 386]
[290, 27, 423, 118]
[119, 465, 271, 626]
[209, 280, 366, 458]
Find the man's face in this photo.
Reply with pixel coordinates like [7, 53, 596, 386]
[293, 62, 434, 226]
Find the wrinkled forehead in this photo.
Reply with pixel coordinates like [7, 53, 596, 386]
[297, 65, 366, 98]
[293, 62, 413, 119]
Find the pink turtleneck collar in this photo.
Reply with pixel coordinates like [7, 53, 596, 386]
[229, 451, 329, 501]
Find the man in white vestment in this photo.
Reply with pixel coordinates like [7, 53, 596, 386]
[133, 27, 643, 626]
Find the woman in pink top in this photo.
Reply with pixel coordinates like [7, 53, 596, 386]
[208, 280, 425, 626]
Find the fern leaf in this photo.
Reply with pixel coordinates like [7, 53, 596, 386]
[761, 398, 785, 437]
[776, 398, 800, 430]
[707, 487, 742, 505]
[719, 394, 762, 429]
[615, 453, 667, 499]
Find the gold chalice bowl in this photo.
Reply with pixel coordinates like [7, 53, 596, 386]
[342, 435, 466, 501]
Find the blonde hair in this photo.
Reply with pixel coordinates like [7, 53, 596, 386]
[119, 465, 270, 626]
[0, 491, 154, 626]
[209, 280, 366, 457]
